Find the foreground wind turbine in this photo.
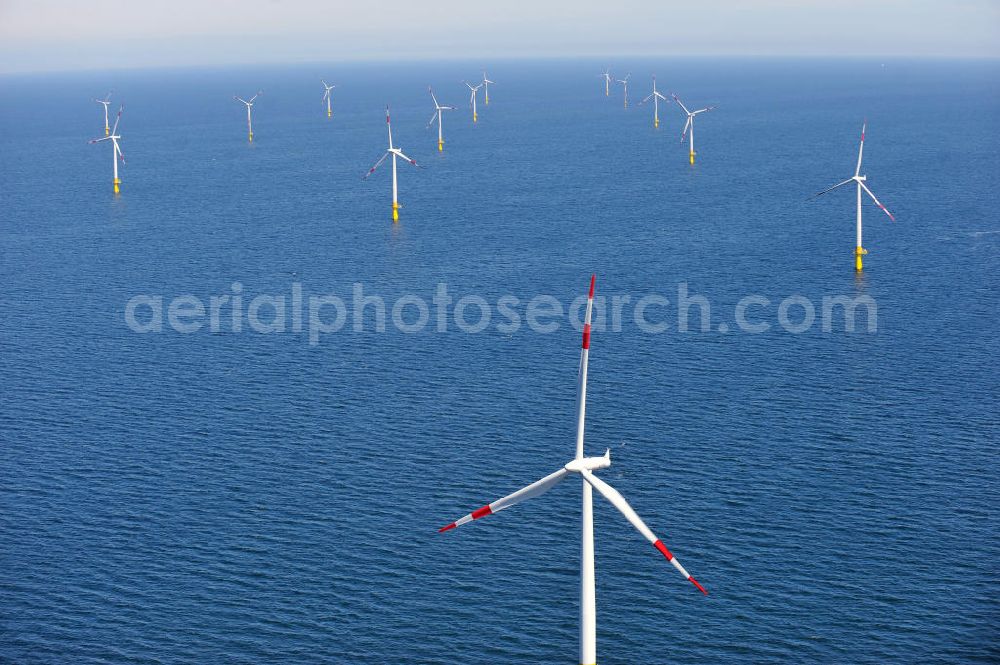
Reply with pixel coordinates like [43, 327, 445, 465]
[809, 121, 896, 272]
[600, 68, 612, 96]
[439, 275, 707, 665]
[640, 76, 668, 128]
[482, 71, 495, 105]
[94, 92, 112, 136]
[233, 91, 261, 142]
[427, 87, 455, 152]
[672, 94, 716, 164]
[321, 80, 336, 118]
[363, 106, 421, 222]
[616, 73, 631, 108]
[465, 81, 483, 123]
[89, 105, 125, 194]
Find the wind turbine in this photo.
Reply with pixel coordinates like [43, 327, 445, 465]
[616, 73, 631, 108]
[672, 93, 716, 165]
[639, 76, 668, 128]
[94, 91, 113, 136]
[321, 80, 336, 118]
[89, 105, 125, 194]
[809, 121, 896, 272]
[481, 71, 495, 105]
[465, 81, 483, 123]
[427, 86, 455, 152]
[599, 68, 612, 97]
[233, 91, 261, 142]
[363, 106, 422, 222]
[439, 275, 707, 665]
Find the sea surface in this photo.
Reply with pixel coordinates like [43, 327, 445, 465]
[1, 58, 998, 663]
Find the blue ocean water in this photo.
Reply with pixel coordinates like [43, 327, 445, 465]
[1, 58, 998, 663]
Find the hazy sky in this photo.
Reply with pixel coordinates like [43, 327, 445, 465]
[1, 0, 998, 73]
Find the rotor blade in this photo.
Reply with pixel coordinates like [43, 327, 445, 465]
[859, 181, 896, 222]
[322, 90, 330, 101]
[581, 471, 707, 595]
[429, 86, 439, 107]
[671, 94, 691, 115]
[115, 141, 125, 164]
[395, 150, 421, 167]
[427, 110, 439, 128]
[806, 178, 854, 201]
[855, 120, 866, 177]
[362, 152, 390, 180]
[111, 105, 123, 135]
[640, 93, 654, 105]
[574, 275, 596, 459]
[234, 96, 248, 104]
[88, 137, 111, 144]
[692, 106, 715, 115]
[655, 92, 668, 101]
[438, 468, 569, 532]
[681, 116, 692, 143]
[249, 91, 261, 103]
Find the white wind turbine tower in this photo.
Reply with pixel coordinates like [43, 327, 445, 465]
[482, 71, 495, 105]
[672, 93, 716, 165]
[809, 120, 896, 272]
[233, 91, 261, 142]
[89, 105, 125, 194]
[321, 80, 336, 118]
[599, 68, 613, 97]
[640, 76, 668, 128]
[616, 73, 631, 108]
[94, 91, 113, 136]
[439, 275, 707, 665]
[363, 106, 422, 222]
[427, 87, 455, 152]
[465, 81, 483, 123]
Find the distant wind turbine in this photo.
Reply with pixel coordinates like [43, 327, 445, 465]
[808, 121, 896, 272]
[616, 73, 631, 108]
[233, 91, 261, 143]
[321, 80, 336, 118]
[94, 91, 113, 136]
[465, 81, 483, 123]
[363, 106, 422, 222]
[639, 76, 668, 128]
[672, 93, 715, 164]
[599, 68, 612, 96]
[482, 71, 495, 105]
[427, 86, 456, 152]
[88, 105, 124, 194]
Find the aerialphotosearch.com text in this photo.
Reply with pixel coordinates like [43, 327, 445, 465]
[124, 282, 878, 345]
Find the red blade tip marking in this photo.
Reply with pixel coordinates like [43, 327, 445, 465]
[471, 505, 493, 520]
[689, 577, 708, 595]
[438, 523, 457, 533]
[582, 324, 591, 350]
[588, 274, 596, 299]
[654, 540, 674, 561]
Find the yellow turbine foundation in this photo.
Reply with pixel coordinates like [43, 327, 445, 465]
[248, 132, 253, 143]
[855, 246, 867, 271]
[654, 118, 659, 128]
[485, 94, 489, 105]
[392, 202, 400, 222]
[327, 110, 332, 118]
[113, 178, 121, 195]
[105, 127, 109, 136]
[689, 151, 696, 165]
[438, 140, 444, 152]
[473, 113, 478, 123]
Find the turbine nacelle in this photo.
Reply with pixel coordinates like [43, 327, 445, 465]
[564, 450, 612, 473]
